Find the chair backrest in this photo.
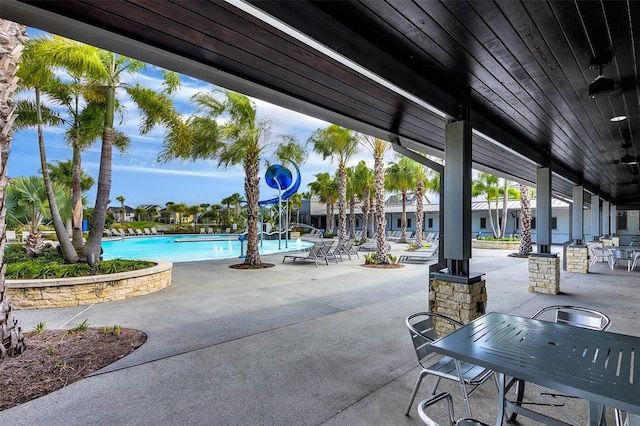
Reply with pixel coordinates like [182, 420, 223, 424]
[6, 230, 17, 242]
[308, 242, 324, 257]
[406, 312, 463, 366]
[532, 305, 610, 331]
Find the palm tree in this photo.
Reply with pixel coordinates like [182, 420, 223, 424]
[32, 35, 181, 262]
[385, 156, 420, 243]
[186, 205, 200, 231]
[309, 172, 339, 235]
[308, 125, 359, 241]
[0, 19, 27, 359]
[352, 161, 374, 241]
[6, 176, 71, 256]
[47, 160, 95, 194]
[220, 195, 234, 226]
[172, 203, 187, 228]
[116, 195, 126, 228]
[165, 201, 175, 225]
[472, 172, 501, 238]
[519, 184, 533, 255]
[498, 179, 520, 238]
[346, 167, 357, 240]
[289, 192, 303, 229]
[159, 89, 303, 266]
[134, 207, 146, 222]
[414, 166, 427, 248]
[361, 135, 391, 263]
[16, 36, 81, 263]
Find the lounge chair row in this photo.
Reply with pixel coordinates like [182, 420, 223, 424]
[104, 227, 163, 237]
[282, 239, 359, 267]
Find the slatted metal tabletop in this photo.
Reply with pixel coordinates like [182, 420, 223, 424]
[430, 312, 640, 425]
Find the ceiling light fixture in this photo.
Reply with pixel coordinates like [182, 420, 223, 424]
[588, 65, 615, 99]
[620, 149, 639, 165]
[610, 115, 627, 122]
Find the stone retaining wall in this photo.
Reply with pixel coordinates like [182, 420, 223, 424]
[472, 239, 520, 250]
[7, 261, 172, 309]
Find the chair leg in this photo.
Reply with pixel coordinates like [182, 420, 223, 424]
[405, 370, 429, 416]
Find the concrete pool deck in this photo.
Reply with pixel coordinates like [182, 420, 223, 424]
[3, 243, 638, 425]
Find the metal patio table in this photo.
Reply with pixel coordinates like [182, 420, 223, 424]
[429, 312, 640, 426]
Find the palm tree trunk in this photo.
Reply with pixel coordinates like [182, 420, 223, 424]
[36, 88, 79, 262]
[487, 200, 498, 238]
[400, 190, 407, 242]
[349, 196, 355, 240]
[0, 19, 27, 358]
[338, 163, 347, 240]
[415, 179, 424, 247]
[244, 154, 261, 266]
[71, 130, 84, 251]
[361, 186, 370, 240]
[374, 150, 389, 263]
[519, 184, 532, 255]
[85, 85, 115, 259]
[501, 186, 509, 239]
[325, 202, 331, 235]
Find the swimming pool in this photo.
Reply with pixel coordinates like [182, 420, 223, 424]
[101, 235, 313, 263]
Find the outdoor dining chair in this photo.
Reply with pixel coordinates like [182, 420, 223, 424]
[505, 305, 611, 423]
[404, 312, 495, 418]
[417, 392, 490, 426]
[589, 246, 615, 269]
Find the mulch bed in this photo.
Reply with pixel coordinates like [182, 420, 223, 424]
[0, 328, 146, 411]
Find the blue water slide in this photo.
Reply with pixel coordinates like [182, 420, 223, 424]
[258, 164, 301, 206]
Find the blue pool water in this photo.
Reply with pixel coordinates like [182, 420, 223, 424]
[101, 235, 313, 263]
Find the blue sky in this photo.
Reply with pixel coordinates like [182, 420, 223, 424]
[10, 28, 394, 209]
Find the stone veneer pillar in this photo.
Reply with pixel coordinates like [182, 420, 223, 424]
[430, 278, 487, 336]
[566, 245, 589, 273]
[528, 253, 560, 294]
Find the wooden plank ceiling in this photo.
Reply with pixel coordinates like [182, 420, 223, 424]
[3, 0, 639, 208]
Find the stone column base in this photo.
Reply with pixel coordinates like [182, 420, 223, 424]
[566, 245, 588, 273]
[528, 254, 560, 294]
[430, 276, 487, 337]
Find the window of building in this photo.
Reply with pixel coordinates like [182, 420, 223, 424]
[617, 212, 627, 230]
[428, 218, 433, 228]
[531, 217, 536, 229]
[397, 218, 401, 228]
[356, 219, 360, 228]
[480, 217, 487, 228]
[551, 217, 557, 229]
[407, 218, 412, 228]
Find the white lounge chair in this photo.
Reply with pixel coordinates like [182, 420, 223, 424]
[282, 242, 327, 267]
[143, 228, 152, 236]
[6, 230, 19, 243]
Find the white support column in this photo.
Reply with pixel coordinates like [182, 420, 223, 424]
[571, 186, 584, 245]
[610, 205, 617, 235]
[602, 200, 610, 236]
[591, 195, 601, 241]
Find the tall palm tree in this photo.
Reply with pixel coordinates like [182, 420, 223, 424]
[498, 179, 520, 239]
[472, 172, 501, 238]
[361, 135, 391, 263]
[308, 172, 339, 235]
[352, 161, 374, 241]
[385, 156, 420, 243]
[116, 195, 126, 228]
[346, 167, 357, 240]
[519, 184, 533, 255]
[0, 19, 27, 358]
[33, 35, 181, 262]
[16, 36, 81, 263]
[289, 192, 303, 228]
[47, 160, 95, 194]
[220, 195, 234, 226]
[159, 89, 304, 266]
[308, 125, 359, 241]
[414, 166, 427, 247]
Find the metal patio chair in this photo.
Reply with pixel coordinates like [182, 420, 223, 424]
[505, 306, 611, 423]
[405, 312, 495, 418]
[417, 392, 489, 426]
[589, 246, 615, 269]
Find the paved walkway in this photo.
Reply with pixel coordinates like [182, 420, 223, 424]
[3, 244, 638, 425]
